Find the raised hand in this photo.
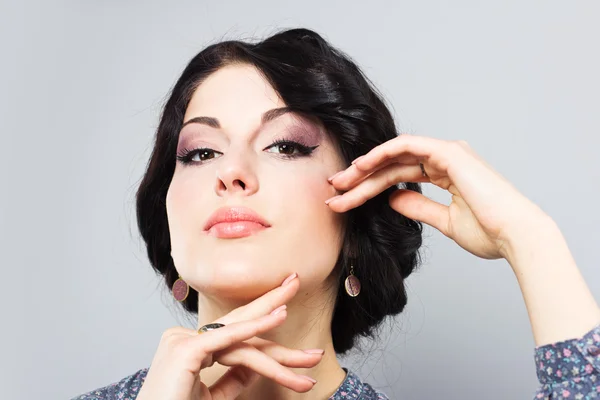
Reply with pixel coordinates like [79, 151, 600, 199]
[136, 273, 322, 400]
[326, 134, 550, 260]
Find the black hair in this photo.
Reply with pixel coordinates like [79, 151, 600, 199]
[136, 28, 424, 355]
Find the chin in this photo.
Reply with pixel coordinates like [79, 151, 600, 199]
[191, 258, 280, 298]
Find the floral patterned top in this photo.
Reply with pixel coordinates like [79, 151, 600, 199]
[70, 367, 388, 399]
[534, 323, 600, 399]
[71, 323, 600, 400]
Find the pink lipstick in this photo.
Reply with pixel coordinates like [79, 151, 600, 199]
[204, 206, 270, 239]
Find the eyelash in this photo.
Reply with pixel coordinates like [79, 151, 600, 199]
[175, 139, 319, 166]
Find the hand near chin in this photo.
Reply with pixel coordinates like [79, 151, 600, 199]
[326, 134, 552, 261]
[136, 274, 321, 400]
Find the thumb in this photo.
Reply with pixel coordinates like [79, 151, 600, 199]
[208, 366, 259, 399]
[389, 189, 450, 236]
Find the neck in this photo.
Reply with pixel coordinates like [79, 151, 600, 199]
[196, 278, 347, 399]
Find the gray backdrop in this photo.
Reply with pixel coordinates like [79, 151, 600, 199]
[1, 1, 599, 399]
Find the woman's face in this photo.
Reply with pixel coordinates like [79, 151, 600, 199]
[166, 64, 346, 300]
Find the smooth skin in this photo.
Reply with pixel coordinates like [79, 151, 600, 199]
[136, 273, 321, 400]
[326, 134, 600, 347]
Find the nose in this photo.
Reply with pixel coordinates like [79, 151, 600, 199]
[214, 149, 259, 197]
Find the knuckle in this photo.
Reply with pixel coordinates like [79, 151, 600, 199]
[356, 194, 368, 207]
[225, 346, 252, 367]
[237, 366, 254, 383]
[384, 171, 397, 187]
[220, 332, 237, 349]
[447, 142, 465, 156]
[382, 146, 393, 159]
[160, 331, 171, 342]
[230, 365, 255, 386]
[277, 350, 295, 366]
[170, 338, 192, 358]
[454, 140, 470, 149]
[161, 327, 177, 339]
[160, 328, 181, 343]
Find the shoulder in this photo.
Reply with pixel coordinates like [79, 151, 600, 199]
[330, 368, 390, 400]
[70, 367, 149, 400]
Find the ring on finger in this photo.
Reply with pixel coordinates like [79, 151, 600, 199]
[419, 162, 428, 178]
[198, 323, 226, 334]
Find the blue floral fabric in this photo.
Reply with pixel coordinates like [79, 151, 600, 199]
[71, 323, 600, 399]
[70, 366, 389, 399]
[534, 323, 600, 399]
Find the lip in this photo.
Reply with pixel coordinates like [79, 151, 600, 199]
[203, 206, 271, 238]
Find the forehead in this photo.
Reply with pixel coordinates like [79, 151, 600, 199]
[184, 64, 285, 129]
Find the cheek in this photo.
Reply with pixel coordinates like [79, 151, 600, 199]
[278, 168, 344, 237]
[166, 174, 205, 238]
[275, 162, 337, 206]
[303, 172, 338, 199]
[276, 171, 345, 281]
[167, 177, 187, 218]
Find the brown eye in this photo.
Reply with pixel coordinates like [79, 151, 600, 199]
[275, 143, 297, 155]
[176, 148, 223, 165]
[194, 149, 217, 161]
[264, 140, 319, 158]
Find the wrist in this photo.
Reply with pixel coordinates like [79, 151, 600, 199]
[499, 212, 560, 269]
[498, 212, 600, 346]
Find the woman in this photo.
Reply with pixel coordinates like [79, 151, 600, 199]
[72, 28, 600, 399]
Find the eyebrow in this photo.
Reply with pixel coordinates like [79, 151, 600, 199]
[180, 107, 294, 129]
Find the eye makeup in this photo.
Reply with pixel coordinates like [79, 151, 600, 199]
[174, 114, 324, 166]
[270, 119, 323, 148]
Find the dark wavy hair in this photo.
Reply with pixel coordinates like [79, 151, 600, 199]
[136, 28, 424, 355]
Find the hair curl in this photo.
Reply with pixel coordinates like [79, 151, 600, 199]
[136, 28, 424, 355]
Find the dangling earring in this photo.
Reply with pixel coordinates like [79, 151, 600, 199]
[172, 274, 189, 302]
[344, 263, 361, 297]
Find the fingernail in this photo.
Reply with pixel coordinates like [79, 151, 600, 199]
[302, 348, 325, 355]
[281, 272, 297, 286]
[327, 170, 344, 182]
[324, 195, 341, 205]
[270, 305, 287, 315]
[299, 374, 317, 384]
[351, 155, 365, 165]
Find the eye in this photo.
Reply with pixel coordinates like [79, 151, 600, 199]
[176, 148, 223, 165]
[264, 140, 318, 157]
[266, 142, 300, 155]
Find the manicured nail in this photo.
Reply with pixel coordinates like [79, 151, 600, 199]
[325, 195, 342, 205]
[351, 155, 365, 165]
[270, 305, 287, 315]
[302, 349, 325, 355]
[299, 374, 317, 384]
[327, 170, 344, 182]
[281, 272, 297, 286]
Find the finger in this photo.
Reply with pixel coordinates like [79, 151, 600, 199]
[218, 273, 300, 326]
[327, 163, 426, 212]
[353, 134, 445, 172]
[214, 342, 317, 393]
[331, 160, 429, 192]
[388, 189, 450, 236]
[189, 308, 289, 368]
[328, 156, 404, 186]
[245, 337, 325, 368]
[163, 326, 198, 338]
[208, 366, 259, 400]
[329, 156, 425, 191]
